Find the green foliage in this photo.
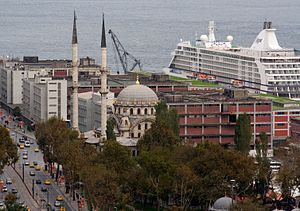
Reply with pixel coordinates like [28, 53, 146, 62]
[138, 101, 180, 150]
[35, 116, 79, 164]
[106, 119, 116, 141]
[4, 193, 27, 211]
[0, 125, 18, 174]
[12, 106, 22, 117]
[234, 113, 252, 154]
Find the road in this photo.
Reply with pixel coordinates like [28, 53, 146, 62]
[0, 109, 79, 211]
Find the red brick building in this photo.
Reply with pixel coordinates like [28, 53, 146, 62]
[162, 89, 273, 152]
[290, 117, 300, 140]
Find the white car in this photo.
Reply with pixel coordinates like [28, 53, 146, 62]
[0, 201, 6, 210]
[24, 141, 30, 147]
[54, 200, 61, 207]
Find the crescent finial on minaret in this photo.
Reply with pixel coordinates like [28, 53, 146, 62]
[72, 11, 78, 44]
[101, 13, 106, 48]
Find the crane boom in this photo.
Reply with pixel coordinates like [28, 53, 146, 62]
[108, 29, 142, 74]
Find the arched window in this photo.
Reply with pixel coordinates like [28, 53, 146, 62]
[151, 108, 154, 115]
[118, 108, 120, 114]
[138, 133, 141, 138]
[137, 108, 141, 115]
[130, 108, 133, 115]
[145, 123, 148, 130]
[145, 108, 148, 115]
[138, 124, 141, 130]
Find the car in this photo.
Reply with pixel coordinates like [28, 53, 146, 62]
[22, 155, 28, 159]
[22, 136, 27, 141]
[56, 195, 64, 201]
[44, 179, 51, 185]
[19, 138, 24, 143]
[24, 141, 30, 147]
[29, 171, 35, 176]
[19, 145, 24, 149]
[36, 179, 41, 184]
[22, 151, 28, 155]
[29, 163, 34, 168]
[54, 200, 61, 207]
[11, 188, 18, 194]
[30, 140, 34, 144]
[35, 165, 41, 171]
[6, 178, 12, 184]
[41, 186, 47, 192]
[1, 186, 7, 192]
[0, 201, 6, 210]
[34, 148, 39, 152]
[33, 161, 38, 166]
[24, 162, 30, 166]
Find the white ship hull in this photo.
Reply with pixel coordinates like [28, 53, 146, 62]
[167, 21, 300, 100]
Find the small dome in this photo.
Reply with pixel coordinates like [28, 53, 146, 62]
[210, 197, 234, 211]
[116, 84, 158, 106]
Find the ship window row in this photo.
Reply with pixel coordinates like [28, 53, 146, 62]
[183, 47, 197, 52]
[200, 50, 255, 61]
[261, 58, 300, 63]
[273, 76, 300, 80]
[267, 64, 300, 68]
[266, 69, 300, 74]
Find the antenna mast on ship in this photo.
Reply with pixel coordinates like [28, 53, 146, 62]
[208, 21, 216, 42]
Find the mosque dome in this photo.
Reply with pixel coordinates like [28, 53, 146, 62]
[115, 84, 158, 106]
[210, 196, 235, 211]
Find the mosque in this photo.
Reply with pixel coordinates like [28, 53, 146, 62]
[70, 12, 159, 153]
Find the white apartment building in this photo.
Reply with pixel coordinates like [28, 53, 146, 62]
[0, 63, 48, 105]
[23, 76, 67, 122]
[75, 91, 114, 132]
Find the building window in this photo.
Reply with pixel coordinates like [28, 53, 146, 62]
[138, 133, 141, 138]
[145, 108, 148, 115]
[145, 123, 148, 130]
[137, 108, 141, 115]
[229, 115, 237, 123]
[151, 108, 154, 115]
[131, 133, 134, 138]
[118, 108, 120, 114]
[138, 124, 141, 130]
[125, 120, 128, 125]
[130, 108, 133, 115]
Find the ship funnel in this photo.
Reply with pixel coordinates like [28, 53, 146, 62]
[263, 21, 272, 29]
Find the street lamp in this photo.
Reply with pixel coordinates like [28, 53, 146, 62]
[22, 163, 25, 182]
[230, 179, 236, 205]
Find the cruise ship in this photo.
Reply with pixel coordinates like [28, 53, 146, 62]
[165, 21, 300, 100]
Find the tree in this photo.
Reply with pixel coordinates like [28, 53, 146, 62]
[81, 164, 121, 210]
[106, 119, 116, 141]
[235, 113, 252, 154]
[0, 125, 18, 174]
[5, 193, 27, 211]
[137, 147, 175, 211]
[138, 101, 180, 150]
[12, 106, 21, 117]
[191, 143, 256, 208]
[35, 116, 78, 180]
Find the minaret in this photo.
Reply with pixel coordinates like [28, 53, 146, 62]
[72, 11, 79, 131]
[100, 14, 108, 140]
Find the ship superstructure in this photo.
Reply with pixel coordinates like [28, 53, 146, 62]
[166, 21, 300, 99]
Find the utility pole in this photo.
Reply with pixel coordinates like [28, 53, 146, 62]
[22, 163, 24, 182]
[32, 179, 35, 199]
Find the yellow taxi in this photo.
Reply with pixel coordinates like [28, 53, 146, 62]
[35, 165, 41, 171]
[29, 163, 34, 168]
[56, 195, 64, 201]
[34, 148, 39, 152]
[22, 155, 28, 159]
[19, 145, 25, 149]
[44, 179, 51, 185]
